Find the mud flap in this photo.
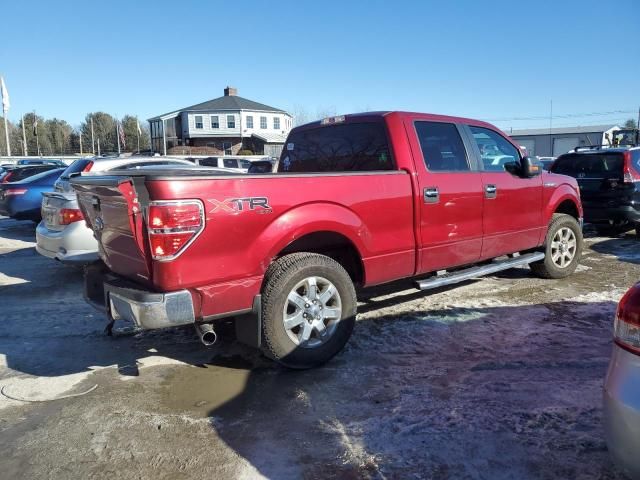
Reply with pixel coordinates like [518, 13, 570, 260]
[235, 295, 262, 349]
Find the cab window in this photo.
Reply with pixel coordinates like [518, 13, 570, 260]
[415, 121, 469, 172]
[469, 126, 520, 172]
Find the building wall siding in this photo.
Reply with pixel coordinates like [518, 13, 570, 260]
[510, 131, 609, 157]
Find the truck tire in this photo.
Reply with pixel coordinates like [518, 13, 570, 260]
[261, 252, 357, 369]
[530, 214, 583, 279]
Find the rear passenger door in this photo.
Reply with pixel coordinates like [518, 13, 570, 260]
[408, 120, 484, 273]
[463, 125, 544, 258]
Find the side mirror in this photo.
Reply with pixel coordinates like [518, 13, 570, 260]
[521, 156, 542, 177]
[248, 160, 274, 174]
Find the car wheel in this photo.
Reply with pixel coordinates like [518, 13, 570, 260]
[531, 214, 583, 279]
[261, 252, 357, 369]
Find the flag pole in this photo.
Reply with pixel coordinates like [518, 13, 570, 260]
[116, 119, 121, 155]
[1, 76, 10, 157]
[79, 131, 83, 155]
[21, 115, 27, 156]
[90, 115, 95, 155]
[2, 113, 9, 157]
[33, 111, 41, 156]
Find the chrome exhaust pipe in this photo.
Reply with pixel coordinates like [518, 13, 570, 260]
[195, 323, 217, 346]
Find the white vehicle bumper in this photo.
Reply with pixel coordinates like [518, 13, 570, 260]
[603, 343, 640, 479]
[35, 220, 100, 264]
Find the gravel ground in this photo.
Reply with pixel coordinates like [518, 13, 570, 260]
[0, 216, 637, 479]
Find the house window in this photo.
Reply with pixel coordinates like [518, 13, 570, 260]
[211, 116, 219, 129]
[260, 116, 267, 129]
[195, 115, 203, 129]
[227, 115, 235, 129]
[246, 116, 254, 129]
[273, 117, 280, 130]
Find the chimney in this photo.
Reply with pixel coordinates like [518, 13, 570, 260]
[224, 86, 237, 96]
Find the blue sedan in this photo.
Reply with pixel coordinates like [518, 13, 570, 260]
[0, 168, 65, 222]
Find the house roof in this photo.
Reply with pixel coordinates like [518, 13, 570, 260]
[506, 124, 619, 137]
[149, 95, 287, 121]
[251, 132, 289, 144]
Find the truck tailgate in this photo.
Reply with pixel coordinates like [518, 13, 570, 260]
[72, 176, 152, 283]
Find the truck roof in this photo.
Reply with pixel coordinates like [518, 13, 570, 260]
[294, 111, 502, 132]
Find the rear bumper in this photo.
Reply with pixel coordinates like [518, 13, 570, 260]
[603, 343, 640, 479]
[584, 204, 640, 224]
[36, 220, 100, 264]
[84, 264, 195, 330]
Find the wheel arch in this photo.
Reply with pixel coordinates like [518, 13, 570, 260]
[254, 202, 369, 286]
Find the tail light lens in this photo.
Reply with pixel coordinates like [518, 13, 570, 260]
[82, 161, 94, 172]
[59, 208, 84, 225]
[622, 151, 640, 183]
[614, 285, 640, 355]
[2, 172, 14, 183]
[4, 188, 27, 196]
[146, 200, 204, 260]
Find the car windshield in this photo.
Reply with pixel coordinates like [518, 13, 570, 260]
[14, 168, 64, 184]
[60, 159, 93, 179]
[551, 153, 624, 178]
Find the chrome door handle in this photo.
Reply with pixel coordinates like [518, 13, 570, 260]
[485, 184, 497, 199]
[424, 187, 439, 204]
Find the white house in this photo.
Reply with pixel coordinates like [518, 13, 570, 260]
[148, 87, 293, 157]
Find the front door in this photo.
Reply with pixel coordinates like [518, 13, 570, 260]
[407, 120, 484, 273]
[464, 125, 544, 259]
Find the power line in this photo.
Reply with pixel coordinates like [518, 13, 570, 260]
[484, 109, 635, 122]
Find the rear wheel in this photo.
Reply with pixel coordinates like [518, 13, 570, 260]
[261, 253, 357, 369]
[531, 214, 582, 279]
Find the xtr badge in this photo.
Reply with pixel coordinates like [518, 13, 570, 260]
[207, 197, 272, 214]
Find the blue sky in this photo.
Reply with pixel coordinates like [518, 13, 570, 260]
[1, 0, 639, 130]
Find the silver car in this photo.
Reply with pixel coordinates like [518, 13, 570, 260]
[35, 157, 196, 264]
[604, 282, 640, 479]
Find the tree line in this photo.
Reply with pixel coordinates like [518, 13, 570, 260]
[0, 112, 151, 156]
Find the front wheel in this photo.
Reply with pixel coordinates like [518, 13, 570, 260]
[261, 252, 357, 369]
[530, 214, 583, 279]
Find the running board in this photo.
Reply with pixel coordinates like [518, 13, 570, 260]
[415, 252, 545, 291]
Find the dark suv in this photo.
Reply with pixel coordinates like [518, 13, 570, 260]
[551, 146, 640, 236]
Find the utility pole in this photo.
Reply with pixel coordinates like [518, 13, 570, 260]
[21, 114, 27, 156]
[90, 115, 95, 155]
[79, 131, 83, 155]
[549, 99, 553, 156]
[97, 137, 101, 156]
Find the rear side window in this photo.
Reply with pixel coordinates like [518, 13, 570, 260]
[279, 122, 394, 173]
[469, 126, 520, 172]
[415, 121, 469, 172]
[223, 159, 239, 168]
[199, 158, 220, 167]
[551, 153, 624, 178]
[61, 159, 93, 179]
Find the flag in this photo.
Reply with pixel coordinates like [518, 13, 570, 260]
[136, 120, 142, 136]
[0, 77, 9, 113]
[33, 112, 38, 136]
[118, 121, 126, 149]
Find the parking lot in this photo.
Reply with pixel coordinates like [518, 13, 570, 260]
[0, 216, 636, 479]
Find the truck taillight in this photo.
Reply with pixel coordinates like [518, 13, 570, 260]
[622, 151, 640, 183]
[614, 285, 640, 355]
[83, 161, 94, 172]
[59, 208, 84, 225]
[146, 200, 204, 260]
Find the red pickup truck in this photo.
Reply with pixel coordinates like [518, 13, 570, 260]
[72, 111, 583, 368]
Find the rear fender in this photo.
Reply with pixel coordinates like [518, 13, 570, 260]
[253, 202, 369, 275]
